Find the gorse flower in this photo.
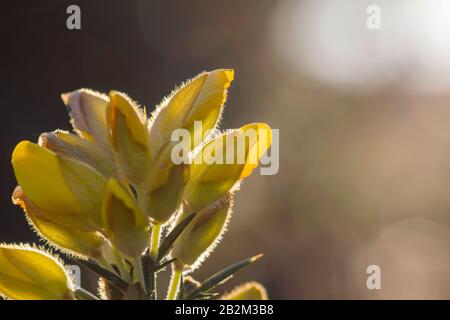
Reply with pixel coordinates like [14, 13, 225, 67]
[3, 69, 272, 300]
[0, 244, 73, 300]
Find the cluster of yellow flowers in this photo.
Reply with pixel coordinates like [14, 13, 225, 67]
[0, 69, 272, 300]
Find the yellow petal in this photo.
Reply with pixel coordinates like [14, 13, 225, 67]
[58, 153, 108, 228]
[184, 123, 272, 211]
[107, 91, 151, 185]
[102, 179, 150, 257]
[0, 245, 73, 300]
[172, 195, 232, 271]
[40, 130, 116, 178]
[146, 164, 188, 224]
[141, 143, 188, 223]
[237, 123, 272, 179]
[12, 141, 107, 229]
[149, 69, 234, 157]
[108, 91, 148, 147]
[12, 141, 81, 214]
[61, 89, 110, 150]
[221, 282, 268, 300]
[12, 187, 106, 259]
[140, 70, 233, 219]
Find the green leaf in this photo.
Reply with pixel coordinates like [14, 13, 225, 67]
[140, 253, 177, 299]
[157, 213, 196, 261]
[75, 259, 129, 291]
[141, 253, 154, 297]
[153, 257, 177, 272]
[185, 254, 263, 300]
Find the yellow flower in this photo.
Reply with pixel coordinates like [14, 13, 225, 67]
[12, 140, 107, 230]
[184, 123, 272, 212]
[170, 123, 271, 271]
[107, 91, 151, 186]
[0, 245, 73, 300]
[61, 89, 111, 151]
[11, 140, 110, 259]
[39, 130, 116, 179]
[12, 187, 106, 259]
[141, 69, 234, 223]
[102, 179, 150, 258]
[221, 282, 268, 300]
[9, 68, 271, 300]
[148, 69, 234, 156]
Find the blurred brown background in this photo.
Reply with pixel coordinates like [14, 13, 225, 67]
[1, 0, 449, 299]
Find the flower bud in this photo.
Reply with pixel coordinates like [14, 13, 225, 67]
[221, 282, 268, 300]
[0, 245, 74, 300]
[107, 91, 151, 185]
[172, 195, 233, 271]
[145, 160, 188, 224]
[184, 123, 272, 212]
[61, 89, 110, 151]
[140, 142, 189, 223]
[102, 179, 150, 257]
[140, 69, 233, 223]
[149, 69, 234, 156]
[39, 130, 116, 179]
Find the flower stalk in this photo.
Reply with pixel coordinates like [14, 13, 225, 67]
[150, 223, 161, 259]
[167, 269, 182, 300]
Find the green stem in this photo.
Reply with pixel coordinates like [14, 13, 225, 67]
[147, 268, 156, 300]
[150, 223, 162, 260]
[136, 187, 166, 300]
[166, 269, 182, 300]
[149, 223, 161, 299]
[135, 187, 157, 299]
